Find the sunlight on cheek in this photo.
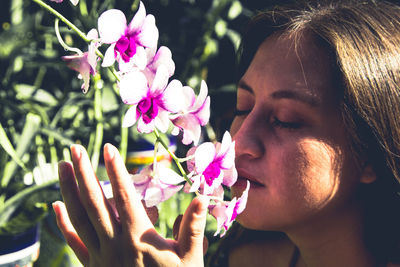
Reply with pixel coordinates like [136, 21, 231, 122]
[299, 139, 341, 207]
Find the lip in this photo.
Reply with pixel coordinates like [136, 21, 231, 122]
[232, 168, 265, 189]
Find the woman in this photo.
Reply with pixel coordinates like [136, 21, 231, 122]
[53, 1, 400, 266]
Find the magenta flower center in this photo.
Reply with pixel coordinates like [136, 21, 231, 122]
[203, 161, 221, 186]
[137, 97, 158, 124]
[115, 34, 138, 63]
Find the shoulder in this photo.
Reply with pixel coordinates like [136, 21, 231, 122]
[228, 232, 295, 267]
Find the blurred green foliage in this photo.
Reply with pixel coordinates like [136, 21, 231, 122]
[0, 0, 289, 265]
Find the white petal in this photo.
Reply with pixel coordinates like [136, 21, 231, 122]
[161, 80, 184, 113]
[194, 142, 215, 173]
[102, 44, 116, 67]
[119, 71, 148, 105]
[87, 28, 98, 40]
[137, 15, 159, 48]
[152, 46, 175, 77]
[122, 106, 139, 127]
[189, 175, 201, 192]
[131, 46, 148, 70]
[160, 184, 183, 202]
[192, 80, 208, 110]
[144, 185, 162, 207]
[150, 65, 169, 96]
[98, 9, 126, 44]
[154, 111, 170, 133]
[157, 164, 185, 184]
[236, 181, 250, 214]
[137, 116, 155, 133]
[128, 1, 146, 32]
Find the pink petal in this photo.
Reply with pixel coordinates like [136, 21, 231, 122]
[159, 184, 184, 202]
[98, 9, 127, 44]
[137, 15, 159, 48]
[193, 96, 210, 126]
[222, 166, 237, 187]
[102, 44, 116, 67]
[173, 114, 201, 145]
[195, 142, 215, 173]
[128, 1, 146, 33]
[119, 71, 148, 105]
[69, 0, 79, 5]
[181, 86, 196, 111]
[122, 106, 139, 127]
[219, 132, 235, 169]
[236, 181, 250, 214]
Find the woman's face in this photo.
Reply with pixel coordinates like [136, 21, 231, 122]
[230, 33, 363, 231]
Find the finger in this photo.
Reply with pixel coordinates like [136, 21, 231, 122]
[103, 143, 153, 234]
[70, 145, 118, 240]
[53, 201, 90, 266]
[178, 195, 209, 263]
[58, 161, 99, 250]
[174, 214, 208, 256]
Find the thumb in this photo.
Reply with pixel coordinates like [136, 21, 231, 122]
[178, 195, 209, 263]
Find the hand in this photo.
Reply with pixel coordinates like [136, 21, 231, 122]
[53, 143, 209, 267]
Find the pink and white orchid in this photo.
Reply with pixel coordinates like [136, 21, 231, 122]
[170, 80, 210, 145]
[98, 2, 159, 72]
[131, 164, 184, 207]
[120, 65, 185, 133]
[209, 180, 250, 237]
[187, 131, 237, 195]
[142, 46, 175, 87]
[62, 29, 99, 93]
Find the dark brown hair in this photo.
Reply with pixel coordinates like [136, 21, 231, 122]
[214, 0, 400, 265]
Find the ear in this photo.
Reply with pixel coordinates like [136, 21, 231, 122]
[360, 165, 376, 184]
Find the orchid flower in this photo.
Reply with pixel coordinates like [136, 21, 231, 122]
[187, 131, 237, 195]
[170, 80, 210, 145]
[142, 46, 175, 87]
[98, 2, 159, 72]
[62, 29, 99, 93]
[120, 65, 186, 133]
[131, 164, 184, 207]
[209, 180, 250, 237]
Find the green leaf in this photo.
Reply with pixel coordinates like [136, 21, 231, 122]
[1, 113, 41, 188]
[0, 179, 58, 227]
[0, 122, 27, 170]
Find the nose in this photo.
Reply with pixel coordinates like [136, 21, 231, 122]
[231, 112, 264, 160]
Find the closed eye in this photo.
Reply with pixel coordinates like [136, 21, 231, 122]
[234, 108, 251, 117]
[272, 117, 303, 129]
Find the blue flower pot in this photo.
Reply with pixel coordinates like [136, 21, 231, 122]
[0, 224, 40, 267]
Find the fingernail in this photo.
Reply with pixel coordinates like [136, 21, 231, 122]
[196, 195, 210, 215]
[104, 143, 115, 160]
[58, 161, 68, 180]
[70, 144, 82, 160]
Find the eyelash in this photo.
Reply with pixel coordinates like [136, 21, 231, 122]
[234, 109, 302, 130]
[271, 117, 302, 129]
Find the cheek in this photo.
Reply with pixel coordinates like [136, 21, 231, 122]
[281, 140, 340, 209]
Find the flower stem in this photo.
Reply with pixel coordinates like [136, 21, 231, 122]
[54, 18, 83, 55]
[153, 129, 194, 188]
[32, 0, 90, 42]
[91, 76, 103, 172]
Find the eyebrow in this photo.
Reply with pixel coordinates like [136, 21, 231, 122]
[237, 80, 320, 107]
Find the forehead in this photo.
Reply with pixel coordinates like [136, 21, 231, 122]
[241, 32, 340, 105]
